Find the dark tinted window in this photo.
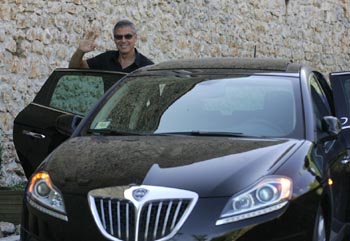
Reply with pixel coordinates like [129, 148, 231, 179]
[336, 78, 350, 129]
[49, 75, 104, 115]
[32, 70, 125, 115]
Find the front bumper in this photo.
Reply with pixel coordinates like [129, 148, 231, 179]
[20, 192, 317, 241]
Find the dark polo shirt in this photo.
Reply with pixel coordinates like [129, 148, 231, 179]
[87, 48, 154, 73]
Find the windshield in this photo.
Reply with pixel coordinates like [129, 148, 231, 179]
[88, 74, 303, 138]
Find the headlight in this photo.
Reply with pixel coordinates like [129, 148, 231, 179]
[216, 176, 292, 225]
[27, 171, 68, 221]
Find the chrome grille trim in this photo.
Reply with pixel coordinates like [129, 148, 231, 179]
[100, 199, 106, 229]
[162, 201, 173, 236]
[153, 202, 162, 239]
[88, 185, 198, 241]
[108, 200, 113, 235]
[144, 203, 152, 240]
[171, 200, 182, 230]
[117, 201, 121, 238]
[126, 202, 129, 241]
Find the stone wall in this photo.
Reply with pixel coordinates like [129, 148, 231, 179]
[1, 0, 350, 186]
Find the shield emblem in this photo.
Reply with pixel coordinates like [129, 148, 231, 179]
[132, 188, 148, 201]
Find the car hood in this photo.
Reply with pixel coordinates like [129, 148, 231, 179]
[44, 135, 303, 197]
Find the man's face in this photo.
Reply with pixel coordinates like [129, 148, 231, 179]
[113, 26, 137, 55]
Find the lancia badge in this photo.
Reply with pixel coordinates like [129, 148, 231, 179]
[132, 188, 148, 201]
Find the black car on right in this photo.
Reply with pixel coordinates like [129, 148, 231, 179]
[14, 58, 350, 241]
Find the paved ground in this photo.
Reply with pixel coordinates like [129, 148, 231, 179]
[0, 236, 19, 241]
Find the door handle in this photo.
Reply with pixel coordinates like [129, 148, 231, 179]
[22, 130, 46, 139]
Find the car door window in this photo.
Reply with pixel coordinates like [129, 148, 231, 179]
[49, 75, 104, 116]
[31, 70, 125, 116]
[341, 79, 350, 118]
[336, 78, 350, 129]
[330, 72, 350, 149]
[329, 72, 350, 127]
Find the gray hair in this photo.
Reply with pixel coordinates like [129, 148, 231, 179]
[113, 19, 137, 34]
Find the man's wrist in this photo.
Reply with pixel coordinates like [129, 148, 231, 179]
[76, 48, 86, 55]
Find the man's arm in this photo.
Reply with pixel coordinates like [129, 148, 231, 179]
[69, 49, 89, 68]
[68, 29, 99, 68]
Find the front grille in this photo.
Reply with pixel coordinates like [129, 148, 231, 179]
[88, 185, 198, 241]
[95, 199, 136, 240]
[94, 197, 190, 241]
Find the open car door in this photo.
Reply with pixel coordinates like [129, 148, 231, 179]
[330, 72, 350, 148]
[13, 69, 125, 178]
[327, 72, 350, 235]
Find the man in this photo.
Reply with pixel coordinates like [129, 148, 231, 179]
[69, 20, 154, 73]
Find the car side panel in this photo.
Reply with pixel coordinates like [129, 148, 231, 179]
[13, 104, 72, 178]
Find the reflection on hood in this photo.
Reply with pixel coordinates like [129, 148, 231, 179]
[45, 136, 301, 196]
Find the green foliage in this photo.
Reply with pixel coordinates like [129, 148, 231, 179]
[10, 182, 26, 191]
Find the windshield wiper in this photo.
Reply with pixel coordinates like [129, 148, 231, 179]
[154, 131, 252, 137]
[87, 129, 143, 136]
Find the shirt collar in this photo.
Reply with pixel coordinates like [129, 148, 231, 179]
[116, 48, 142, 67]
[134, 48, 142, 67]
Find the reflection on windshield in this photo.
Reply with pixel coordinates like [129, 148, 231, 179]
[90, 75, 301, 138]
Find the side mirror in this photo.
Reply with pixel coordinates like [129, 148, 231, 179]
[56, 114, 83, 136]
[321, 116, 342, 141]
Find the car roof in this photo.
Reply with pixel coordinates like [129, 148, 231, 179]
[137, 57, 301, 75]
